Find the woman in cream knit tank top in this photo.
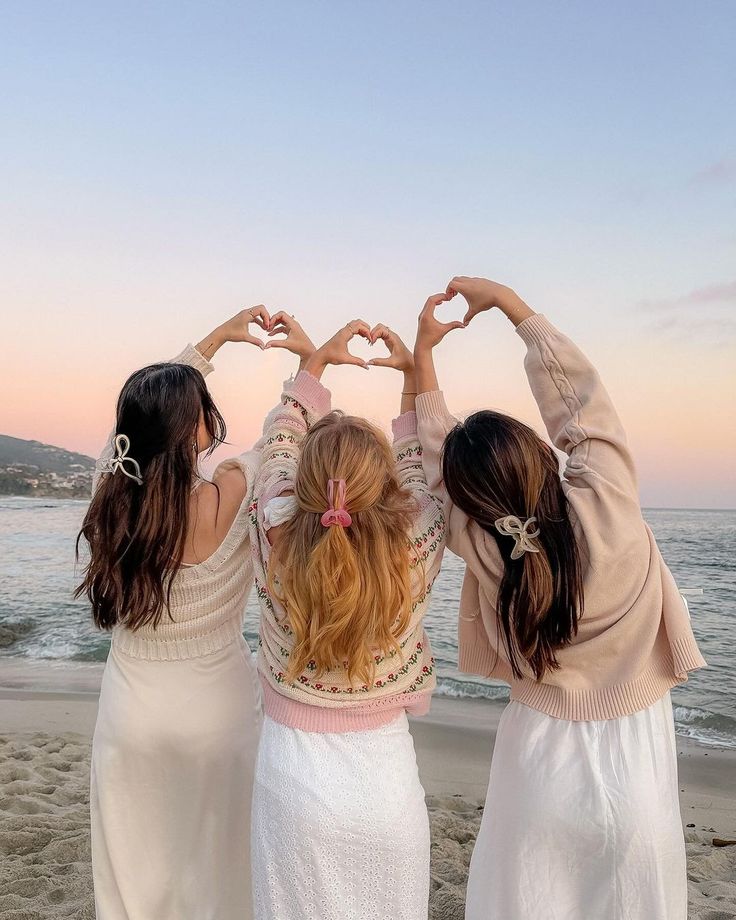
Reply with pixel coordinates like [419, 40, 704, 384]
[77, 306, 312, 920]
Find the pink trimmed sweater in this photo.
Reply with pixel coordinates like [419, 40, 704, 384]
[416, 314, 706, 722]
[249, 372, 447, 732]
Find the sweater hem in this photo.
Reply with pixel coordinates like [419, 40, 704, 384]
[112, 617, 245, 661]
[457, 650, 706, 721]
[260, 676, 433, 732]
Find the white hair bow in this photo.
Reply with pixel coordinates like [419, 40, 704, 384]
[494, 515, 540, 560]
[96, 434, 143, 485]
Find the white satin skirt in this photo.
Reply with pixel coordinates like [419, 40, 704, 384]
[251, 711, 430, 920]
[90, 636, 262, 920]
[465, 692, 686, 920]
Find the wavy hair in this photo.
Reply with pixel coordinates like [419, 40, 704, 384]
[75, 362, 226, 631]
[441, 410, 584, 680]
[267, 412, 420, 687]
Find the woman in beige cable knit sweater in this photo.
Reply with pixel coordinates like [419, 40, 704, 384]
[414, 277, 705, 920]
[76, 305, 314, 920]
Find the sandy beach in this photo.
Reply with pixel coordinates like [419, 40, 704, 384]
[1, 659, 735, 919]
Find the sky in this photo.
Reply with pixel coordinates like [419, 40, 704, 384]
[1, 0, 734, 508]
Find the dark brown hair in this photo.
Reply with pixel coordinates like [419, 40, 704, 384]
[75, 362, 226, 631]
[441, 410, 584, 680]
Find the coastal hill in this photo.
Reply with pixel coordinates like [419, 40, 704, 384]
[0, 434, 94, 498]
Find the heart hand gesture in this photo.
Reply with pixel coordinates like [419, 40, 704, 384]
[367, 324, 414, 373]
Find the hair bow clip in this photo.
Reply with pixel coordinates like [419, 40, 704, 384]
[95, 434, 144, 485]
[321, 479, 352, 528]
[494, 514, 540, 560]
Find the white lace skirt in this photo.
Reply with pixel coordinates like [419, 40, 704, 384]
[465, 692, 687, 920]
[251, 712, 430, 920]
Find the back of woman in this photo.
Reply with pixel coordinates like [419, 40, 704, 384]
[77, 308, 282, 920]
[414, 277, 706, 920]
[246, 318, 447, 920]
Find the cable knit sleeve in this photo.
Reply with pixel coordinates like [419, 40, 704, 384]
[93, 343, 214, 494]
[517, 315, 639, 503]
[392, 411, 447, 612]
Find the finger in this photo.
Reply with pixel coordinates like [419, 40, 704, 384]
[248, 305, 271, 329]
[268, 310, 292, 331]
[244, 335, 266, 350]
[462, 309, 475, 325]
[370, 324, 391, 345]
[347, 319, 372, 340]
[440, 321, 466, 335]
[268, 323, 289, 337]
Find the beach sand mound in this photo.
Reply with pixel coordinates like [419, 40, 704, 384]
[0, 734, 733, 919]
[0, 734, 94, 919]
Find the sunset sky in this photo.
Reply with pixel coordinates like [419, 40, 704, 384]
[1, 1, 734, 508]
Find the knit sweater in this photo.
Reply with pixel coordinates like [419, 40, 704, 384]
[97, 344, 277, 661]
[416, 314, 706, 721]
[249, 371, 447, 732]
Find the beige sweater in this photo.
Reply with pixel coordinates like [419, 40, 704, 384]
[416, 314, 706, 721]
[102, 345, 277, 661]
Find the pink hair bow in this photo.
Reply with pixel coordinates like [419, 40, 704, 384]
[321, 479, 352, 528]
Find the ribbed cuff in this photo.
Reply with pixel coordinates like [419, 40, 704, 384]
[171, 343, 215, 377]
[290, 370, 332, 418]
[392, 411, 417, 441]
[515, 313, 555, 348]
[415, 390, 451, 421]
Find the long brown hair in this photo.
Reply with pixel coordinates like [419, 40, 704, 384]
[75, 362, 226, 631]
[442, 410, 584, 680]
[268, 412, 420, 687]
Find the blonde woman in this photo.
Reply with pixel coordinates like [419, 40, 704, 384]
[247, 314, 447, 920]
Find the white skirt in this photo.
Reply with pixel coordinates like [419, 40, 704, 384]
[251, 712, 430, 920]
[91, 636, 262, 920]
[465, 692, 687, 920]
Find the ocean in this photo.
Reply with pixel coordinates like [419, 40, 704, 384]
[1, 497, 734, 748]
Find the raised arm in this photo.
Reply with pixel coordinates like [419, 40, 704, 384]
[448, 276, 639, 501]
[254, 319, 373, 545]
[93, 306, 271, 494]
[366, 321, 447, 591]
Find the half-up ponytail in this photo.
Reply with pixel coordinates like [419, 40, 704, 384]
[268, 412, 420, 687]
[442, 410, 584, 680]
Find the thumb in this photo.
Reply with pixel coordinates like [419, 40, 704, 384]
[264, 340, 290, 349]
[367, 357, 394, 368]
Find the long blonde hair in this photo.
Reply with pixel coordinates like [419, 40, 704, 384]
[267, 411, 419, 687]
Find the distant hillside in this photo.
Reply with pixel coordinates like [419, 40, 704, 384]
[0, 434, 94, 498]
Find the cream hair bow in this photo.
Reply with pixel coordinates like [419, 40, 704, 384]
[96, 434, 143, 485]
[494, 515, 541, 560]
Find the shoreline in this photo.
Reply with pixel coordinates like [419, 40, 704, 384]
[1, 657, 734, 837]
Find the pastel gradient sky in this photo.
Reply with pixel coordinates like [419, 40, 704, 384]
[1, 1, 734, 507]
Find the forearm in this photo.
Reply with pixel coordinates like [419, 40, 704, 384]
[496, 291, 535, 327]
[400, 370, 417, 414]
[413, 346, 439, 395]
[195, 326, 227, 361]
[303, 350, 327, 381]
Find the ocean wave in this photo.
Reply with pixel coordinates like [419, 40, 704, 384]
[673, 705, 736, 749]
[435, 676, 510, 702]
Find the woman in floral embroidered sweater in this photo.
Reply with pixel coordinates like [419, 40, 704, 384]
[247, 314, 446, 920]
[414, 277, 706, 920]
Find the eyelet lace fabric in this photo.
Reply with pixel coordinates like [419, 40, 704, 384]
[252, 712, 430, 920]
